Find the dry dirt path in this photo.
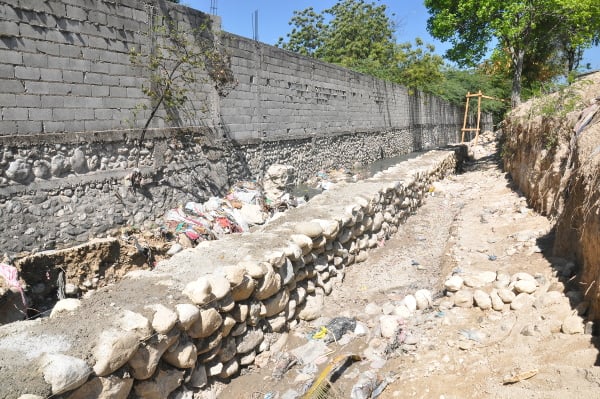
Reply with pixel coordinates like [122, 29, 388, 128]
[217, 135, 600, 399]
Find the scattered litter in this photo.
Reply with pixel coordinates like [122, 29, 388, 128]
[502, 368, 539, 384]
[350, 371, 378, 399]
[0, 263, 26, 306]
[488, 254, 497, 261]
[282, 390, 300, 399]
[324, 317, 357, 343]
[292, 340, 329, 366]
[459, 329, 485, 343]
[411, 259, 420, 266]
[272, 352, 298, 380]
[160, 180, 303, 248]
[312, 326, 329, 340]
[301, 354, 361, 399]
[372, 373, 398, 398]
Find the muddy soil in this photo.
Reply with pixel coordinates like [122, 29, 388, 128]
[217, 133, 600, 399]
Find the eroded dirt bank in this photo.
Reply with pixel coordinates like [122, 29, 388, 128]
[503, 72, 600, 320]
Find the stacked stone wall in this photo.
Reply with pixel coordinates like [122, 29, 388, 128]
[0, 147, 465, 398]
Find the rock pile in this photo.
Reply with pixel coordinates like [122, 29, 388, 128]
[441, 270, 588, 335]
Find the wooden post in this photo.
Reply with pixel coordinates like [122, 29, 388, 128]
[461, 91, 470, 143]
[475, 90, 482, 146]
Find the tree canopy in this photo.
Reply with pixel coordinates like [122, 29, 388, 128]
[425, 0, 600, 107]
[276, 0, 444, 92]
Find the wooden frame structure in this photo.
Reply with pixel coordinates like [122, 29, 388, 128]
[461, 90, 501, 145]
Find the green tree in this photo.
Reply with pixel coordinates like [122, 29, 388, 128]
[129, 16, 235, 166]
[425, 0, 600, 107]
[393, 38, 444, 92]
[276, 7, 325, 57]
[277, 0, 444, 92]
[431, 66, 510, 121]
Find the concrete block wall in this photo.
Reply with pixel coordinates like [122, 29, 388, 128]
[219, 33, 471, 143]
[0, 0, 215, 135]
[0, 147, 465, 399]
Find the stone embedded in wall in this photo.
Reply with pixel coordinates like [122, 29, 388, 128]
[6, 159, 31, 183]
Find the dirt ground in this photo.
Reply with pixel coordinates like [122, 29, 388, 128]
[217, 133, 600, 399]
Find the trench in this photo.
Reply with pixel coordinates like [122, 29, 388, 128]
[293, 151, 424, 200]
[6, 150, 428, 323]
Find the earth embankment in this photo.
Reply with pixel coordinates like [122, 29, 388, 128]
[503, 72, 600, 319]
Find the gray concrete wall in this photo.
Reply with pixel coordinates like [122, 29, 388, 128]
[0, 0, 492, 254]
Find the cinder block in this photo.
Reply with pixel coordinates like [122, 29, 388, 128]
[119, 76, 138, 87]
[41, 68, 62, 82]
[90, 62, 110, 74]
[109, 86, 127, 97]
[66, 4, 88, 20]
[83, 72, 104, 85]
[126, 87, 144, 98]
[16, 95, 41, 107]
[2, 21, 19, 37]
[108, 63, 132, 76]
[2, 107, 28, 120]
[25, 81, 67, 95]
[88, 10, 107, 25]
[106, 14, 123, 29]
[63, 96, 82, 108]
[16, 120, 43, 134]
[84, 119, 117, 131]
[45, 29, 73, 44]
[69, 58, 92, 72]
[62, 70, 83, 83]
[0, 120, 18, 133]
[0, 65, 14, 79]
[85, 97, 104, 108]
[22, 52, 50, 69]
[62, 120, 86, 131]
[52, 108, 74, 121]
[41, 95, 64, 108]
[43, 120, 66, 132]
[94, 108, 114, 120]
[45, 1, 66, 17]
[86, 35, 109, 50]
[106, 39, 128, 53]
[101, 74, 120, 86]
[0, 3, 19, 21]
[18, 23, 46, 40]
[15, 65, 41, 80]
[28, 108, 52, 121]
[59, 44, 83, 58]
[47, 55, 70, 69]
[0, 79, 25, 93]
[0, 93, 16, 107]
[0, 49, 23, 65]
[92, 85, 110, 97]
[70, 84, 92, 96]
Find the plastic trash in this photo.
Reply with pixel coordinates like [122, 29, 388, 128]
[350, 371, 378, 399]
[312, 326, 328, 340]
[324, 317, 357, 343]
[0, 263, 26, 306]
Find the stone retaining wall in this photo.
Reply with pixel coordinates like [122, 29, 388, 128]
[0, 146, 465, 398]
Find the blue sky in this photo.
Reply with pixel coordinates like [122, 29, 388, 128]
[182, 0, 599, 71]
